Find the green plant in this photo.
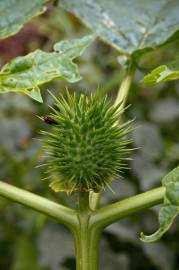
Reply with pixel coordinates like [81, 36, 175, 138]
[0, 1, 179, 269]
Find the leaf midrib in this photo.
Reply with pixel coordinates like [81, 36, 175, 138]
[138, 0, 168, 49]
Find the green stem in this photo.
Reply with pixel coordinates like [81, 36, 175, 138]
[74, 192, 100, 270]
[78, 192, 90, 213]
[91, 187, 165, 230]
[114, 61, 135, 110]
[89, 191, 101, 210]
[74, 224, 101, 270]
[0, 181, 77, 231]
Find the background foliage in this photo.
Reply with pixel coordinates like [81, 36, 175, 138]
[0, 3, 179, 270]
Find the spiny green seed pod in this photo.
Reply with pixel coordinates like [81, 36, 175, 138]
[41, 91, 133, 193]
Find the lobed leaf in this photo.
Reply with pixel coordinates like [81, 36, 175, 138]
[59, 0, 179, 56]
[141, 166, 179, 242]
[142, 59, 179, 86]
[0, 34, 95, 102]
[0, 0, 48, 40]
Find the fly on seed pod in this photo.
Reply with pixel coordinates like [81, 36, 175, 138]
[43, 116, 58, 125]
[41, 90, 133, 193]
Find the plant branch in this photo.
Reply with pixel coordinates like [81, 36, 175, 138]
[89, 192, 101, 210]
[114, 61, 135, 110]
[90, 187, 165, 230]
[0, 181, 78, 230]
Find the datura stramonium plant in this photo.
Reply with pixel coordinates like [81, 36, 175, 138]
[41, 91, 133, 193]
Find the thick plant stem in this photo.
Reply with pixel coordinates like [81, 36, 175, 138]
[91, 187, 165, 230]
[114, 61, 135, 110]
[74, 225, 101, 270]
[0, 181, 77, 230]
[74, 192, 100, 270]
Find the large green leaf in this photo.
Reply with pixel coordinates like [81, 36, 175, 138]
[141, 166, 179, 242]
[59, 0, 179, 56]
[0, 0, 48, 40]
[142, 59, 179, 86]
[0, 34, 95, 102]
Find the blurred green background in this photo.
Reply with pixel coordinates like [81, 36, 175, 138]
[0, 3, 179, 270]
